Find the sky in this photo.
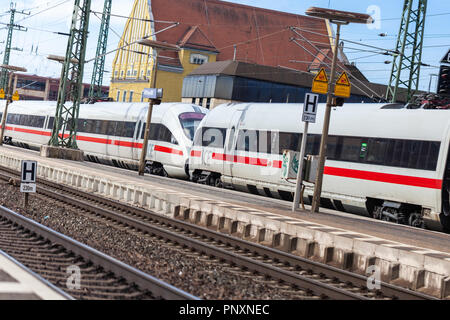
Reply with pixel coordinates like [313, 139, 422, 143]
[0, 0, 449, 94]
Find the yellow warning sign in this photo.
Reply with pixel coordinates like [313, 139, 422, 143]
[334, 72, 351, 98]
[0, 89, 4, 99]
[311, 68, 329, 95]
[12, 91, 19, 101]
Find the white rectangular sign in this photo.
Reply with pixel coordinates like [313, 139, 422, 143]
[21, 160, 37, 183]
[302, 93, 319, 123]
[20, 183, 36, 193]
[142, 88, 163, 99]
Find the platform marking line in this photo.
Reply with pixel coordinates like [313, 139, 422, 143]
[0, 283, 34, 293]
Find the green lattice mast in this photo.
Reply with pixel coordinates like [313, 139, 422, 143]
[386, 0, 427, 103]
[49, 0, 91, 149]
[0, 3, 28, 91]
[88, 0, 112, 99]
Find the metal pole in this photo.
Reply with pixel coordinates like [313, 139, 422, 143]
[24, 193, 29, 208]
[292, 121, 309, 211]
[311, 22, 342, 213]
[0, 71, 14, 146]
[138, 51, 158, 176]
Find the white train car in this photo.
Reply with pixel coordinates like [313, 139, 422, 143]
[189, 102, 450, 231]
[0, 101, 208, 179]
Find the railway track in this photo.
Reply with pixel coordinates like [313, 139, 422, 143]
[0, 205, 197, 300]
[0, 166, 437, 300]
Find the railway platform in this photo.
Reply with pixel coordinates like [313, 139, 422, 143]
[0, 249, 69, 300]
[0, 145, 449, 298]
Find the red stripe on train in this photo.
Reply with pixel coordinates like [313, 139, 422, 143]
[2, 125, 183, 156]
[8, 127, 52, 136]
[190, 150, 202, 157]
[212, 153, 268, 167]
[154, 145, 184, 156]
[324, 166, 442, 189]
[114, 140, 143, 148]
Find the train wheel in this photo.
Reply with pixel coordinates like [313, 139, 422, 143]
[214, 177, 223, 188]
[408, 213, 425, 229]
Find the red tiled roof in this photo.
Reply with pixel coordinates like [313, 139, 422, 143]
[309, 48, 330, 72]
[178, 26, 219, 52]
[149, 0, 333, 72]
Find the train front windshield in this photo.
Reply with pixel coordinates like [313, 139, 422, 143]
[179, 112, 206, 140]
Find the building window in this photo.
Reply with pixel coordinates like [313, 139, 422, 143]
[147, 70, 151, 76]
[116, 90, 120, 102]
[129, 91, 134, 102]
[123, 91, 127, 102]
[190, 53, 208, 65]
[114, 71, 118, 78]
[127, 70, 131, 77]
[120, 71, 124, 78]
[133, 70, 137, 76]
[192, 98, 196, 104]
[141, 70, 144, 79]
[199, 98, 203, 107]
[206, 98, 211, 109]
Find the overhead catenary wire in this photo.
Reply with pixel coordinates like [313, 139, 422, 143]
[290, 28, 384, 101]
[90, 10, 178, 24]
[85, 22, 180, 64]
[289, 26, 399, 56]
[15, 0, 71, 24]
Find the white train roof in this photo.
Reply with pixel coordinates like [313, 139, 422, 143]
[205, 103, 450, 141]
[4, 101, 207, 123]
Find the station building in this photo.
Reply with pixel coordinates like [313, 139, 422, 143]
[181, 60, 410, 109]
[109, 0, 337, 103]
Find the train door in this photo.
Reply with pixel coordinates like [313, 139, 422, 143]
[441, 143, 450, 231]
[132, 120, 142, 161]
[223, 110, 243, 178]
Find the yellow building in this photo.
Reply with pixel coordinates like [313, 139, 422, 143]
[110, 1, 219, 103]
[110, 0, 335, 105]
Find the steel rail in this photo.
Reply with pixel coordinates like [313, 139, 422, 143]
[0, 204, 198, 300]
[0, 166, 437, 300]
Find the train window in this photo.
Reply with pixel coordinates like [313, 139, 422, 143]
[306, 134, 321, 155]
[140, 123, 178, 145]
[48, 117, 54, 130]
[106, 121, 118, 136]
[122, 122, 136, 138]
[236, 130, 258, 152]
[258, 130, 272, 154]
[340, 137, 363, 162]
[279, 132, 300, 154]
[426, 142, 440, 171]
[179, 112, 206, 140]
[202, 127, 226, 148]
[366, 138, 389, 164]
[390, 140, 404, 167]
[159, 125, 172, 143]
[6, 114, 45, 128]
[326, 136, 339, 160]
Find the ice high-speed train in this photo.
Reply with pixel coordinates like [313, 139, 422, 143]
[189, 102, 450, 232]
[0, 101, 208, 178]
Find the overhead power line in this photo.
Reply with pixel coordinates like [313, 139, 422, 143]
[89, 10, 178, 24]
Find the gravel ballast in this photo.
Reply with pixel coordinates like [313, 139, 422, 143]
[0, 181, 310, 300]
